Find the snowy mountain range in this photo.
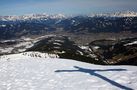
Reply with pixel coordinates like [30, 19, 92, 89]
[90, 11, 137, 17]
[0, 11, 137, 21]
[0, 11, 137, 65]
[0, 13, 66, 21]
[0, 11, 137, 40]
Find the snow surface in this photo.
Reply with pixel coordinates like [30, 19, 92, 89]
[124, 41, 137, 46]
[0, 52, 137, 90]
[0, 47, 13, 53]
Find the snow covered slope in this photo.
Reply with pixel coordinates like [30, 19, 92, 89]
[0, 52, 137, 90]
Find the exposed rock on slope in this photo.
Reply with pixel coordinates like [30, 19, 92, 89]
[27, 36, 104, 64]
[89, 38, 137, 65]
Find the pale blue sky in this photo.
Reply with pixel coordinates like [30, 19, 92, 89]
[0, 0, 137, 16]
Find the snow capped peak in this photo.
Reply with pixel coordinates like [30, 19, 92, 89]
[89, 11, 137, 17]
[0, 13, 66, 21]
[110, 11, 137, 17]
[50, 14, 66, 19]
[56, 14, 66, 18]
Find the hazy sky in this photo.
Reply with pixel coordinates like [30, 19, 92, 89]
[0, 0, 137, 16]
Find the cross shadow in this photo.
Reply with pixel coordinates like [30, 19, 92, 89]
[55, 66, 133, 90]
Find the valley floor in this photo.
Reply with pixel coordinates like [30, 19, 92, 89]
[0, 53, 137, 90]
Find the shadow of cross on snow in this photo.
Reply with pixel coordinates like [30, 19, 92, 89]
[55, 66, 133, 90]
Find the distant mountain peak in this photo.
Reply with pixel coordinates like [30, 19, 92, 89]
[89, 11, 137, 17]
[0, 13, 66, 21]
